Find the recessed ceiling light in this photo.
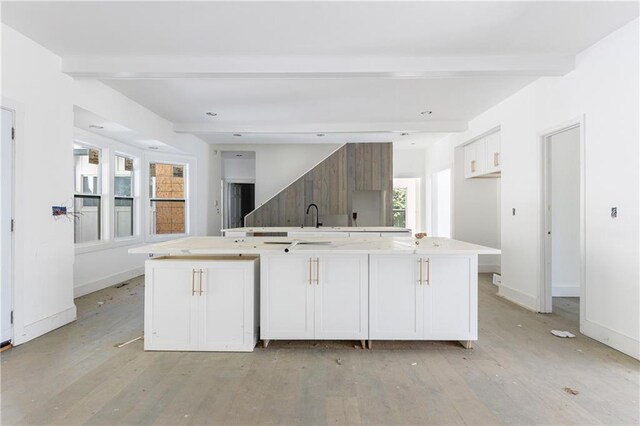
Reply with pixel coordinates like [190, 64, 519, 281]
[233, 133, 242, 137]
[317, 133, 325, 137]
[149, 146, 159, 150]
[401, 132, 409, 136]
[89, 124, 104, 129]
[206, 112, 217, 117]
[420, 110, 433, 115]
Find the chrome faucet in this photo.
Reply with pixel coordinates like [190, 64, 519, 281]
[306, 203, 322, 228]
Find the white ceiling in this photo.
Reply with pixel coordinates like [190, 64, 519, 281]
[4, 2, 638, 146]
[3, 2, 637, 56]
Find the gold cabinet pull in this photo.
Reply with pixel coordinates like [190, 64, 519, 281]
[198, 269, 204, 295]
[417, 258, 423, 285]
[494, 152, 500, 167]
[308, 258, 312, 285]
[471, 160, 476, 173]
[191, 269, 196, 296]
[425, 259, 430, 286]
[315, 258, 320, 285]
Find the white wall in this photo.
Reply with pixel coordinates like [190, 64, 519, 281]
[452, 146, 501, 272]
[222, 156, 256, 181]
[1, 25, 77, 344]
[550, 127, 581, 297]
[1, 24, 216, 344]
[394, 147, 427, 232]
[429, 19, 639, 358]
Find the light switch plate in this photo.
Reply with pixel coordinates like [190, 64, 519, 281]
[611, 207, 617, 218]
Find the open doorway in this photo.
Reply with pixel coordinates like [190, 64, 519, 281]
[540, 120, 584, 329]
[221, 151, 256, 230]
[1, 106, 15, 348]
[225, 183, 255, 229]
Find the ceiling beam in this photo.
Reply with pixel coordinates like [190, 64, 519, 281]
[64, 54, 574, 79]
[173, 121, 468, 134]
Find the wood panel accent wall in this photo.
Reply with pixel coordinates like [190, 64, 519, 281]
[244, 143, 392, 227]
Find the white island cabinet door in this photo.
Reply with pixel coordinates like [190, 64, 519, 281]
[145, 261, 199, 351]
[198, 261, 257, 352]
[314, 254, 368, 339]
[261, 254, 314, 339]
[423, 255, 476, 340]
[369, 255, 424, 340]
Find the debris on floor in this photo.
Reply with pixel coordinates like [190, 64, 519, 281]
[353, 345, 359, 349]
[517, 324, 523, 327]
[336, 358, 342, 365]
[97, 301, 104, 306]
[551, 330, 576, 338]
[115, 282, 130, 288]
[411, 362, 417, 366]
[563, 387, 579, 395]
[114, 335, 144, 348]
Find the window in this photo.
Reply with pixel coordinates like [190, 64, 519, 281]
[74, 143, 101, 243]
[149, 162, 186, 235]
[114, 155, 134, 238]
[392, 187, 407, 228]
[393, 178, 419, 233]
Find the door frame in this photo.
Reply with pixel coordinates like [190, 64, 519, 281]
[1, 103, 17, 345]
[538, 115, 586, 328]
[222, 178, 255, 229]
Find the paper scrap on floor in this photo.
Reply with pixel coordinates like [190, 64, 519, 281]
[551, 330, 575, 338]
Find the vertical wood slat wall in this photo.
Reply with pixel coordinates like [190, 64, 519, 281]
[244, 143, 392, 227]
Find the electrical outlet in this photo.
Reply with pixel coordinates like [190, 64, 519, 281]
[611, 207, 617, 218]
[512, 208, 516, 216]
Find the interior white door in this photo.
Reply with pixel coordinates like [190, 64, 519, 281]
[228, 183, 243, 229]
[1, 108, 14, 344]
[369, 255, 424, 339]
[199, 263, 252, 351]
[423, 255, 474, 340]
[145, 264, 199, 350]
[314, 254, 368, 339]
[261, 255, 314, 339]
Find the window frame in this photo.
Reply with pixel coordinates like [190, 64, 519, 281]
[113, 152, 138, 241]
[73, 142, 104, 246]
[146, 158, 190, 240]
[393, 178, 420, 233]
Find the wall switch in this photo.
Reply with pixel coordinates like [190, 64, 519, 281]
[611, 207, 617, 218]
[512, 208, 516, 216]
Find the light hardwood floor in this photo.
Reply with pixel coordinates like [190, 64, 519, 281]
[1, 274, 638, 425]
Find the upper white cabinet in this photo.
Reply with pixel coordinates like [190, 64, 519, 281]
[370, 254, 477, 341]
[145, 257, 259, 352]
[260, 253, 368, 341]
[464, 131, 501, 178]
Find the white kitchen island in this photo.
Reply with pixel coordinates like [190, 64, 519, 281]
[130, 236, 500, 351]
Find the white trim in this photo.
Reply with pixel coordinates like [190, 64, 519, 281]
[74, 267, 144, 298]
[581, 320, 640, 361]
[497, 284, 537, 312]
[538, 116, 586, 324]
[14, 305, 76, 346]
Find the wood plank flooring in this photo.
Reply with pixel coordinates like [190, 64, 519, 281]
[1, 275, 638, 425]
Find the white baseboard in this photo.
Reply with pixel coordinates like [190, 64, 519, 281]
[14, 305, 77, 346]
[74, 267, 145, 298]
[479, 264, 501, 274]
[497, 284, 537, 312]
[552, 285, 580, 297]
[582, 319, 640, 360]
